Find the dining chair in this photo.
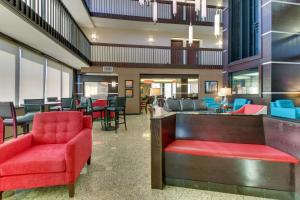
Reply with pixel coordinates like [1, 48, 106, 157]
[61, 98, 75, 111]
[47, 97, 61, 111]
[0, 102, 33, 140]
[107, 97, 127, 133]
[24, 99, 45, 113]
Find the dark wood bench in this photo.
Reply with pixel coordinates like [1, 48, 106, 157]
[151, 113, 300, 200]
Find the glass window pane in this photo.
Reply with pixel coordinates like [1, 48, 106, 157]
[0, 39, 17, 103]
[62, 67, 73, 98]
[46, 60, 61, 100]
[232, 68, 259, 95]
[84, 82, 108, 99]
[19, 50, 44, 104]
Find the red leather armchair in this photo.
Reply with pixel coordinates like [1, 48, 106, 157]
[0, 118, 3, 144]
[0, 111, 92, 198]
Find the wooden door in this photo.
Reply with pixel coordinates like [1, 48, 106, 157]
[187, 41, 199, 65]
[171, 40, 183, 65]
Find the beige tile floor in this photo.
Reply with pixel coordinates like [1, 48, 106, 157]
[4, 114, 275, 200]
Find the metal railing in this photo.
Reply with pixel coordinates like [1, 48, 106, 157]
[2, 0, 91, 63]
[91, 43, 223, 67]
[84, 0, 223, 25]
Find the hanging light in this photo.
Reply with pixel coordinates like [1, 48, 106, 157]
[139, 0, 144, 6]
[188, 23, 194, 46]
[195, 0, 201, 14]
[214, 10, 220, 38]
[201, 0, 207, 18]
[173, 0, 177, 16]
[153, 0, 158, 23]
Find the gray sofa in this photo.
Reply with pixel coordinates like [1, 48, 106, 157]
[164, 99, 203, 112]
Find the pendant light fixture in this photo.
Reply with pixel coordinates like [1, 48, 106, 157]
[189, 23, 194, 46]
[214, 10, 221, 38]
[139, 0, 144, 6]
[173, 0, 177, 16]
[195, 0, 201, 14]
[201, 0, 207, 18]
[188, 5, 193, 46]
[153, 0, 158, 23]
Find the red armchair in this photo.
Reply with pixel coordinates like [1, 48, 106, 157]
[0, 111, 92, 198]
[0, 118, 3, 144]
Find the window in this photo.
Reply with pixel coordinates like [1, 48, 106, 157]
[231, 68, 259, 94]
[19, 50, 44, 104]
[0, 39, 17, 103]
[62, 67, 73, 98]
[46, 60, 61, 100]
[85, 82, 108, 99]
[229, 0, 260, 62]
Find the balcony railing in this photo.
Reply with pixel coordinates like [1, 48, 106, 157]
[91, 43, 223, 68]
[84, 0, 223, 26]
[1, 0, 91, 63]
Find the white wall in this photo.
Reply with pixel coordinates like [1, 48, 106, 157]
[83, 27, 221, 48]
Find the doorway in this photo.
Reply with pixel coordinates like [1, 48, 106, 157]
[171, 40, 184, 65]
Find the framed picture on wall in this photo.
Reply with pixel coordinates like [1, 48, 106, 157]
[125, 89, 134, 98]
[205, 81, 218, 94]
[125, 80, 134, 88]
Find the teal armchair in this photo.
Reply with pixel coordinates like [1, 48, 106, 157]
[202, 97, 220, 110]
[233, 98, 251, 111]
[271, 100, 300, 120]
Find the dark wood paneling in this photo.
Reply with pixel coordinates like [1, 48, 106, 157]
[175, 114, 265, 144]
[151, 114, 176, 189]
[165, 152, 295, 191]
[264, 117, 300, 160]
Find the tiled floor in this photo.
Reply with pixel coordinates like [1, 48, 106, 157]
[4, 114, 275, 200]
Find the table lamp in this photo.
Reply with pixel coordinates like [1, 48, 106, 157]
[150, 88, 161, 107]
[219, 87, 232, 105]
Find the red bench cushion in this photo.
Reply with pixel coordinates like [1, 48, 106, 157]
[0, 144, 66, 176]
[165, 140, 299, 164]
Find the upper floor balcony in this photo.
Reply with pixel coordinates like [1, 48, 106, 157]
[2, 0, 91, 64]
[84, 0, 223, 26]
[91, 43, 223, 68]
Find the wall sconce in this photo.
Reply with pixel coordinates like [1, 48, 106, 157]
[111, 81, 117, 88]
[91, 33, 97, 42]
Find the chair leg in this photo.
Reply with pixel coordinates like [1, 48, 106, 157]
[87, 156, 91, 165]
[0, 191, 2, 200]
[124, 111, 127, 131]
[115, 112, 119, 133]
[68, 184, 75, 198]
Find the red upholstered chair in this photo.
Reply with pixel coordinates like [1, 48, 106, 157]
[0, 118, 3, 144]
[92, 99, 114, 120]
[0, 111, 92, 198]
[231, 104, 267, 115]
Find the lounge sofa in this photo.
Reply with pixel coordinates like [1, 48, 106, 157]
[164, 99, 202, 112]
[271, 99, 300, 120]
[231, 104, 267, 115]
[151, 113, 300, 199]
[232, 98, 251, 111]
[0, 111, 92, 198]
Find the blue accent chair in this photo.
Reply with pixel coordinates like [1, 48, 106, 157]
[202, 97, 220, 110]
[271, 100, 300, 120]
[233, 98, 251, 111]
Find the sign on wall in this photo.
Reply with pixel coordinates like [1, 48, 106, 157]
[103, 66, 114, 73]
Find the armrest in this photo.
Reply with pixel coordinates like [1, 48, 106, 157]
[150, 113, 176, 189]
[0, 134, 33, 164]
[65, 128, 92, 183]
[83, 115, 93, 129]
[231, 106, 245, 114]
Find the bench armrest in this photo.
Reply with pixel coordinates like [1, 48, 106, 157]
[65, 128, 92, 183]
[0, 134, 33, 164]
